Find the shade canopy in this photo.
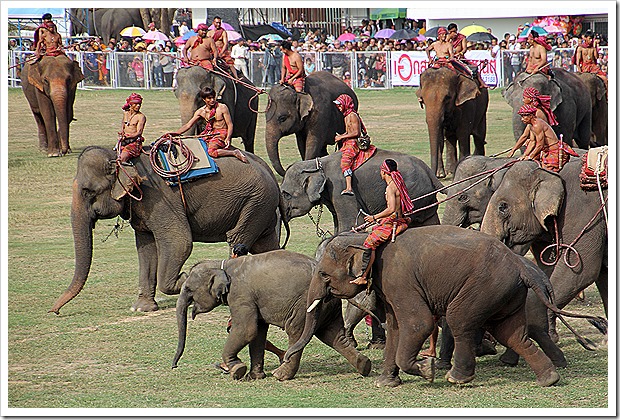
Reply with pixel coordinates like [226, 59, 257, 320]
[370, 8, 407, 20]
[389, 29, 418, 40]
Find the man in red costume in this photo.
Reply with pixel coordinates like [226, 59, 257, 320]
[208, 16, 238, 78]
[34, 13, 65, 60]
[184, 23, 218, 70]
[575, 30, 607, 91]
[525, 29, 552, 79]
[117, 93, 147, 164]
[279, 40, 306, 92]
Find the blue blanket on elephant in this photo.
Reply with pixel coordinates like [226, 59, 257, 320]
[156, 138, 219, 186]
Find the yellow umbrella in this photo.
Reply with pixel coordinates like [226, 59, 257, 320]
[120, 26, 146, 37]
[459, 24, 489, 36]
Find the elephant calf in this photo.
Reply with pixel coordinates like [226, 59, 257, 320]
[173, 250, 371, 381]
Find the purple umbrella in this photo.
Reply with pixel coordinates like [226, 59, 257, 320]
[337, 32, 357, 42]
[375, 28, 396, 39]
[209, 22, 234, 31]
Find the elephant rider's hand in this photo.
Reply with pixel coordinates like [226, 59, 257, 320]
[224, 139, 231, 148]
[364, 214, 377, 223]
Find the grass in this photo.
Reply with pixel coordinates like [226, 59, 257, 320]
[5, 85, 609, 412]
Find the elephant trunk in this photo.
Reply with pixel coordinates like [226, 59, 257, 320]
[265, 124, 286, 176]
[178, 91, 199, 134]
[172, 284, 192, 368]
[49, 181, 94, 314]
[442, 203, 467, 227]
[50, 86, 70, 152]
[425, 106, 445, 176]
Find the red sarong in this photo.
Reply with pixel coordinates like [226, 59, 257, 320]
[580, 58, 606, 77]
[283, 55, 306, 91]
[363, 214, 410, 250]
[339, 140, 377, 175]
[541, 140, 579, 172]
[432, 58, 472, 77]
[201, 129, 228, 158]
[120, 136, 144, 159]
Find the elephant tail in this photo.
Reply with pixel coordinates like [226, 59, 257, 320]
[520, 261, 607, 351]
[278, 192, 290, 249]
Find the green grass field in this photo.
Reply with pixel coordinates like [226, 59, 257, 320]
[6, 85, 608, 412]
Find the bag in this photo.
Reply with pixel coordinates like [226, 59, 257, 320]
[356, 132, 371, 150]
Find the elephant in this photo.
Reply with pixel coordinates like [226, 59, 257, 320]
[21, 55, 84, 157]
[173, 250, 371, 381]
[285, 227, 604, 387]
[502, 69, 592, 149]
[49, 146, 288, 315]
[575, 72, 607, 147]
[174, 66, 258, 153]
[480, 160, 608, 365]
[416, 67, 489, 178]
[265, 71, 358, 176]
[280, 148, 443, 234]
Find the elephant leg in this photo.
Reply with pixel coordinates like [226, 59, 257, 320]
[438, 317, 454, 369]
[436, 136, 446, 179]
[444, 133, 459, 177]
[223, 315, 257, 380]
[314, 314, 371, 377]
[369, 318, 386, 349]
[295, 132, 306, 159]
[393, 304, 436, 382]
[30, 110, 49, 151]
[272, 331, 304, 381]
[132, 231, 159, 312]
[472, 122, 486, 156]
[445, 328, 477, 384]
[247, 321, 268, 380]
[156, 236, 192, 295]
[37, 93, 61, 156]
[343, 300, 364, 348]
[375, 309, 403, 388]
[491, 314, 559, 387]
[595, 264, 608, 317]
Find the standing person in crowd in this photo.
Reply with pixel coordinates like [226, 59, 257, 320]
[279, 40, 306, 92]
[160, 45, 176, 87]
[525, 29, 552, 78]
[263, 41, 280, 87]
[231, 38, 250, 79]
[179, 21, 190, 38]
[303, 56, 316, 75]
[184, 23, 218, 70]
[508, 35, 521, 83]
[575, 30, 608, 91]
[350, 159, 414, 286]
[117, 93, 146, 164]
[129, 55, 145, 87]
[34, 12, 64, 60]
[151, 45, 164, 87]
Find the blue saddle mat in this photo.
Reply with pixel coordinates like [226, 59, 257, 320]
[155, 138, 219, 186]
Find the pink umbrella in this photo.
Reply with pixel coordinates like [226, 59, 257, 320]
[226, 30, 243, 41]
[209, 22, 234, 31]
[143, 30, 169, 42]
[174, 37, 186, 45]
[544, 25, 564, 34]
[337, 32, 357, 42]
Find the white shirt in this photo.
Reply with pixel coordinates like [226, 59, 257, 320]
[231, 44, 249, 66]
[179, 24, 189, 37]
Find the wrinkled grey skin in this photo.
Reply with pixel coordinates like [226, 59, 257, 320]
[575, 72, 607, 147]
[175, 66, 258, 153]
[21, 56, 84, 156]
[503, 69, 592, 148]
[416, 67, 489, 178]
[481, 160, 608, 365]
[50, 146, 286, 315]
[281, 148, 443, 233]
[287, 227, 574, 388]
[265, 71, 357, 176]
[173, 250, 371, 381]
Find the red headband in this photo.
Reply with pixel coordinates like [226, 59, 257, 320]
[437, 27, 448, 36]
[122, 93, 143, 110]
[517, 104, 537, 116]
[196, 23, 209, 31]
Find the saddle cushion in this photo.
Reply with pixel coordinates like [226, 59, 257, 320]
[156, 138, 219, 186]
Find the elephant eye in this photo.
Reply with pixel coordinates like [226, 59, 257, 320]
[457, 194, 469, 203]
[277, 114, 288, 123]
[498, 202, 509, 215]
[318, 271, 330, 283]
[82, 188, 96, 199]
[281, 191, 292, 200]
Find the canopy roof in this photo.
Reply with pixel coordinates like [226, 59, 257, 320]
[9, 8, 65, 19]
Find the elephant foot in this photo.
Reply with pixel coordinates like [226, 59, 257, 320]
[436, 170, 446, 179]
[414, 357, 436, 382]
[550, 355, 567, 368]
[47, 152, 62, 158]
[499, 349, 519, 367]
[356, 354, 372, 376]
[445, 367, 475, 385]
[437, 359, 452, 370]
[549, 329, 560, 344]
[367, 339, 386, 350]
[130, 297, 159, 312]
[246, 370, 267, 380]
[375, 373, 402, 388]
[229, 363, 247, 380]
[345, 332, 358, 349]
[272, 363, 295, 381]
[475, 339, 497, 357]
[535, 367, 560, 387]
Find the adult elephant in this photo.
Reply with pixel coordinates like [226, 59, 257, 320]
[416, 67, 488, 178]
[49, 146, 287, 315]
[21, 55, 84, 157]
[575, 72, 607, 147]
[173, 250, 371, 381]
[503, 69, 592, 149]
[481, 160, 608, 364]
[175, 66, 258, 153]
[265, 71, 358, 176]
[286, 227, 603, 387]
[280, 148, 443, 233]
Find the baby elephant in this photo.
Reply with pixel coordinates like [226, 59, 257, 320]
[172, 250, 371, 381]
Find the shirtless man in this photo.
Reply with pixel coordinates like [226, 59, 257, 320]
[575, 30, 608, 91]
[117, 93, 147, 164]
[208, 16, 238, 78]
[334, 94, 366, 196]
[166, 87, 247, 163]
[34, 13, 64, 59]
[447, 23, 467, 58]
[525, 29, 552, 78]
[184, 23, 218, 70]
[426, 27, 453, 62]
[517, 105, 578, 172]
[279, 40, 306, 92]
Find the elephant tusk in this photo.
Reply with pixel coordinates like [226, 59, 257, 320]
[307, 299, 321, 313]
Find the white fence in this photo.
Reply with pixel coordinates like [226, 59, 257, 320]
[8, 47, 608, 90]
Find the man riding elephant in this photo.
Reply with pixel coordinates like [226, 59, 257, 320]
[184, 23, 218, 70]
[34, 13, 65, 60]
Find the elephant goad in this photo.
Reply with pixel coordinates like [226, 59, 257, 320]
[503, 69, 592, 149]
[175, 67, 258, 153]
[575, 72, 607, 147]
[286, 227, 605, 387]
[416, 67, 489, 178]
[265, 71, 358, 176]
[49, 146, 288, 314]
[173, 250, 371, 381]
[21, 55, 84, 157]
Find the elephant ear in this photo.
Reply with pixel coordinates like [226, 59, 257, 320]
[72, 61, 85, 87]
[297, 92, 313, 122]
[415, 88, 424, 109]
[209, 270, 231, 303]
[455, 75, 480, 107]
[304, 170, 326, 203]
[110, 162, 141, 200]
[595, 78, 606, 102]
[345, 244, 368, 277]
[27, 62, 45, 92]
[530, 170, 565, 230]
[547, 80, 562, 111]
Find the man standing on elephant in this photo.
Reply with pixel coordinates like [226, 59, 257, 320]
[184, 23, 218, 70]
[166, 87, 248, 163]
[333, 94, 369, 196]
[525, 29, 552, 79]
[208, 16, 238, 79]
[279, 40, 306, 92]
[516, 105, 578, 172]
[117, 93, 147, 164]
[34, 13, 65, 60]
[351, 159, 413, 285]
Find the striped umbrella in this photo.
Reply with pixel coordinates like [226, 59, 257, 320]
[120, 26, 146, 38]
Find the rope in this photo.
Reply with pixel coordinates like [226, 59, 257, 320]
[307, 204, 333, 240]
[149, 134, 196, 179]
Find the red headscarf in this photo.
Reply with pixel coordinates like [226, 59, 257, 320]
[196, 23, 209, 31]
[523, 87, 558, 125]
[122, 93, 143, 111]
[528, 32, 552, 51]
[381, 160, 414, 214]
[334, 94, 367, 134]
[437, 27, 448, 37]
[517, 104, 538, 116]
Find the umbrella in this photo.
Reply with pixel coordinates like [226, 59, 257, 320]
[375, 28, 396, 39]
[519, 26, 548, 38]
[143, 30, 169, 42]
[120, 26, 146, 38]
[459, 24, 489, 36]
[466, 32, 497, 43]
[389, 28, 417, 40]
[209, 22, 234, 31]
[337, 32, 357, 42]
[227, 30, 243, 41]
[174, 37, 186, 45]
[258, 33, 283, 42]
[544, 25, 564, 34]
[414, 35, 427, 42]
[182, 30, 197, 41]
[423, 26, 442, 38]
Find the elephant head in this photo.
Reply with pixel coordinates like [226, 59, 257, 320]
[265, 84, 314, 176]
[280, 159, 327, 222]
[480, 161, 565, 256]
[49, 147, 140, 314]
[172, 265, 230, 368]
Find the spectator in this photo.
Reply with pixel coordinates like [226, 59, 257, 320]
[179, 21, 190, 38]
[129, 55, 145, 87]
[303, 56, 315, 74]
[262, 41, 281, 87]
[231, 39, 250, 79]
[508, 35, 521, 83]
[151, 46, 164, 87]
[161, 45, 175, 87]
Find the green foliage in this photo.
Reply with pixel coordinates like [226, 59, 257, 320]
[6, 87, 608, 411]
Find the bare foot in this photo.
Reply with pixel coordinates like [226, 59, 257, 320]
[350, 276, 367, 285]
[234, 149, 249, 163]
[420, 349, 436, 358]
